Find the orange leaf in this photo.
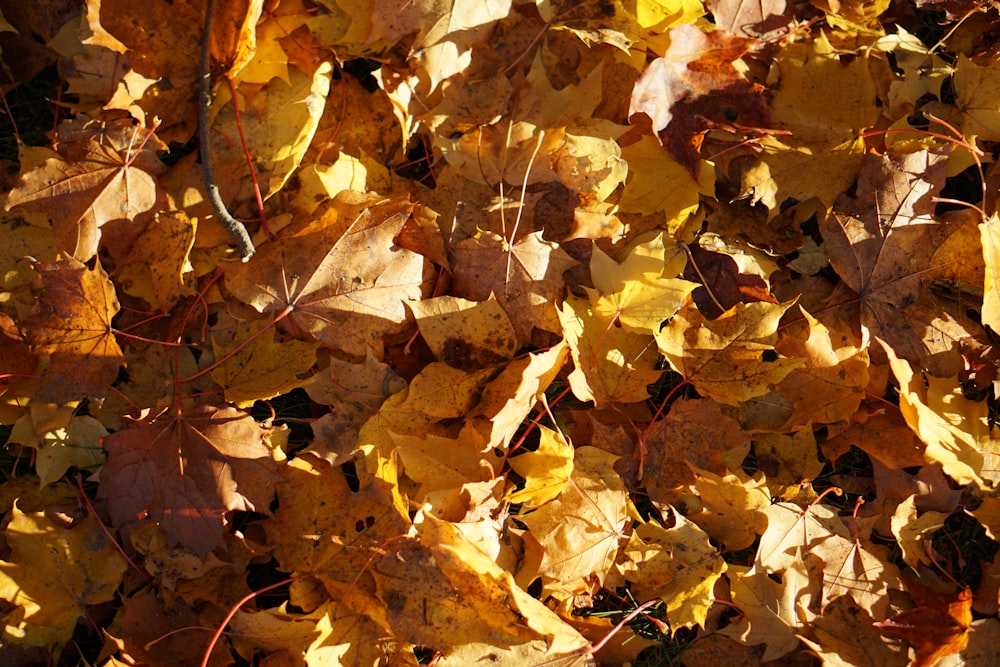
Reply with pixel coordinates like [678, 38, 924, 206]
[876, 586, 972, 667]
[23, 257, 124, 405]
[5, 119, 162, 261]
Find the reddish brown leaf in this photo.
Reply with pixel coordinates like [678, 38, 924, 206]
[23, 257, 124, 405]
[683, 243, 777, 319]
[98, 405, 283, 554]
[108, 590, 231, 667]
[875, 585, 972, 667]
[628, 23, 782, 174]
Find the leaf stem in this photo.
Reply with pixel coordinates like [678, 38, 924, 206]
[175, 305, 294, 384]
[200, 573, 308, 667]
[200, 0, 256, 262]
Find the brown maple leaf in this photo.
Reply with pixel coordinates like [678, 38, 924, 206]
[224, 192, 441, 358]
[23, 257, 125, 405]
[451, 230, 576, 345]
[628, 23, 783, 175]
[98, 405, 283, 554]
[5, 117, 163, 262]
[819, 150, 986, 375]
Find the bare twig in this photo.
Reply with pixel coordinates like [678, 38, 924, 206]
[199, 0, 255, 262]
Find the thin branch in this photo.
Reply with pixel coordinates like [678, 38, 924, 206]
[199, 0, 256, 262]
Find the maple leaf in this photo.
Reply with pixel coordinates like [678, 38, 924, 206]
[229, 601, 387, 667]
[617, 135, 714, 231]
[807, 532, 904, 619]
[799, 596, 907, 667]
[890, 494, 948, 568]
[753, 429, 825, 500]
[873, 27, 951, 117]
[876, 584, 972, 667]
[371, 0, 513, 93]
[772, 308, 870, 429]
[953, 55, 1000, 142]
[225, 192, 441, 357]
[507, 425, 574, 508]
[587, 231, 699, 335]
[22, 257, 125, 405]
[304, 351, 407, 462]
[108, 590, 232, 667]
[622, 516, 726, 629]
[655, 301, 803, 406]
[393, 424, 497, 499]
[8, 413, 106, 486]
[209, 316, 319, 407]
[408, 294, 518, 370]
[642, 397, 750, 506]
[451, 230, 576, 343]
[725, 562, 809, 661]
[740, 33, 880, 213]
[0, 506, 127, 645]
[707, 0, 795, 37]
[884, 342, 1000, 487]
[822, 400, 927, 470]
[517, 446, 629, 599]
[98, 405, 284, 554]
[4, 118, 162, 261]
[91, 0, 206, 134]
[559, 294, 663, 406]
[417, 514, 592, 659]
[208, 60, 332, 204]
[469, 341, 569, 452]
[264, 452, 410, 579]
[543, 0, 646, 52]
[689, 467, 770, 551]
[821, 150, 984, 375]
[981, 213, 1000, 334]
[757, 501, 850, 573]
[118, 210, 198, 312]
[682, 242, 778, 319]
[629, 23, 780, 175]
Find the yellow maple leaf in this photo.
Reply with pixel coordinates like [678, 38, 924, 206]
[740, 33, 879, 214]
[953, 55, 1000, 142]
[0, 506, 127, 646]
[559, 294, 663, 406]
[689, 467, 770, 551]
[622, 516, 726, 629]
[587, 231, 699, 335]
[884, 341, 1000, 487]
[210, 316, 319, 407]
[891, 494, 948, 568]
[655, 301, 803, 406]
[408, 294, 518, 370]
[725, 563, 808, 661]
[517, 446, 629, 599]
[469, 341, 569, 452]
[773, 308, 869, 429]
[507, 425, 574, 508]
[981, 214, 1000, 332]
[8, 414, 106, 486]
[617, 135, 714, 232]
